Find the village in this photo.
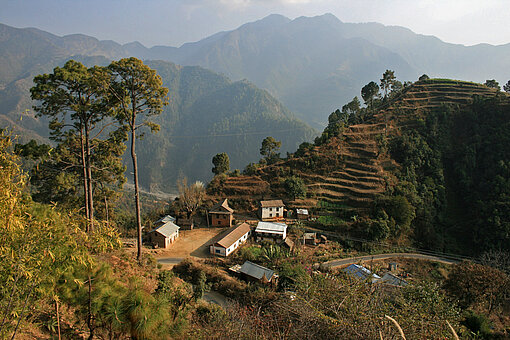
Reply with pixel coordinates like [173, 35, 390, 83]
[143, 198, 411, 289]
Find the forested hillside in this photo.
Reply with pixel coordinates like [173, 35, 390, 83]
[212, 78, 510, 255]
[0, 52, 316, 191]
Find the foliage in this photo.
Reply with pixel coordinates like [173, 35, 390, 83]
[461, 310, 493, 338]
[484, 79, 500, 90]
[260, 136, 282, 164]
[380, 69, 397, 97]
[177, 178, 206, 218]
[375, 195, 415, 236]
[504, 80, 510, 93]
[283, 176, 307, 200]
[243, 162, 259, 175]
[361, 81, 379, 106]
[444, 261, 509, 314]
[0, 133, 94, 338]
[109, 57, 169, 260]
[30, 59, 126, 232]
[238, 246, 264, 262]
[294, 142, 314, 157]
[418, 74, 430, 81]
[277, 262, 310, 291]
[211, 152, 230, 175]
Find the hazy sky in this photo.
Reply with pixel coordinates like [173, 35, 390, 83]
[1, 0, 509, 47]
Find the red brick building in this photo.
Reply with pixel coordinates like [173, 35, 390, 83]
[209, 198, 234, 227]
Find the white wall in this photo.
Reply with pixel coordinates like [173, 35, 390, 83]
[261, 206, 283, 219]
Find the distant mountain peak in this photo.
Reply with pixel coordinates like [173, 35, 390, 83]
[239, 13, 290, 30]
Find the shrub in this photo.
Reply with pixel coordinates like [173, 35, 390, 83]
[462, 310, 492, 337]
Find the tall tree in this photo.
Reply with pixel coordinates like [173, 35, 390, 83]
[380, 69, 396, 97]
[361, 81, 379, 107]
[212, 152, 230, 175]
[260, 136, 281, 164]
[30, 60, 113, 232]
[109, 57, 168, 261]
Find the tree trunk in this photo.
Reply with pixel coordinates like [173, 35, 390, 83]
[84, 121, 94, 232]
[87, 274, 94, 340]
[55, 299, 61, 340]
[80, 129, 91, 232]
[131, 121, 142, 261]
[104, 196, 109, 227]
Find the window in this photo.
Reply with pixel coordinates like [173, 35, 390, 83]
[270, 207, 273, 212]
[215, 249, 220, 254]
[276, 213, 280, 217]
[269, 213, 272, 217]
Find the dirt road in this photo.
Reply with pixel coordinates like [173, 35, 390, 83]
[322, 252, 460, 270]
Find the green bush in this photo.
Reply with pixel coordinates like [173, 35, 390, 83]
[462, 310, 492, 337]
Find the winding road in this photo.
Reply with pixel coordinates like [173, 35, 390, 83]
[322, 252, 461, 270]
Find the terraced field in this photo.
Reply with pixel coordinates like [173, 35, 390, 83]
[210, 79, 509, 218]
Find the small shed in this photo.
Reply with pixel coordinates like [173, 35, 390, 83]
[209, 198, 234, 228]
[239, 261, 277, 284]
[343, 264, 381, 283]
[296, 208, 309, 220]
[303, 232, 317, 245]
[258, 200, 285, 220]
[177, 218, 194, 230]
[210, 222, 251, 257]
[149, 221, 180, 249]
[255, 221, 287, 242]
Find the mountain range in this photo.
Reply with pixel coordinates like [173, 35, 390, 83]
[2, 14, 510, 128]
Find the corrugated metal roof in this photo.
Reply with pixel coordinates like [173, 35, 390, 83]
[255, 221, 287, 234]
[215, 222, 251, 248]
[156, 215, 176, 224]
[296, 209, 308, 215]
[260, 200, 284, 208]
[210, 198, 234, 214]
[240, 261, 275, 281]
[380, 273, 408, 286]
[343, 264, 380, 283]
[153, 221, 180, 238]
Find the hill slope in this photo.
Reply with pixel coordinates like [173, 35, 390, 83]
[211, 79, 510, 254]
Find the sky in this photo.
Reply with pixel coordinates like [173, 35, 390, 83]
[1, 0, 509, 48]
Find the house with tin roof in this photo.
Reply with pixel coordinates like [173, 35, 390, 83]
[343, 264, 381, 283]
[149, 221, 180, 249]
[210, 222, 251, 257]
[209, 198, 234, 228]
[255, 221, 287, 243]
[239, 261, 277, 284]
[258, 199, 284, 220]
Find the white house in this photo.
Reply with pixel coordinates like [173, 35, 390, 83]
[149, 221, 180, 248]
[255, 221, 287, 242]
[210, 222, 251, 257]
[258, 200, 285, 220]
